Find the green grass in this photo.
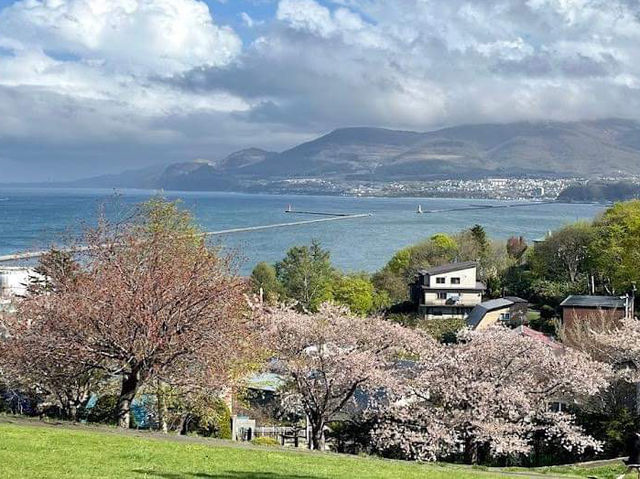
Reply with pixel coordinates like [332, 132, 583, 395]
[509, 463, 629, 479]
[0, 420, 627, 479]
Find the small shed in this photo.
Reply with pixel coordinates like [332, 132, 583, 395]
[559, 295, 627, 329]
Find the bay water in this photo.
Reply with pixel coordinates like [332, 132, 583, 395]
[0, 188, 604, 274]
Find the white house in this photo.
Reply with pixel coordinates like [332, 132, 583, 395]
[410, 261, 485, 320]
[0, 267, 34, 298]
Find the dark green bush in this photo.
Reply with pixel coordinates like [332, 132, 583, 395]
[87, 394, 118, 425]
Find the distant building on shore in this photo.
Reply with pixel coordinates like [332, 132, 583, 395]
[0, 266, 33, 298]
[410, 261, 485, 320]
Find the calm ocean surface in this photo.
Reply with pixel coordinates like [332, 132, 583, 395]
[0, 188, 605, 274]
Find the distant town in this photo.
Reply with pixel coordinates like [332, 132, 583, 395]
[249, 176, 640, 201]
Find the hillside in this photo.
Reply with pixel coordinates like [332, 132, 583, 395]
[0, 420, 626, 479]
[558, 181, 640, 202]
[34, 119, 640, 192]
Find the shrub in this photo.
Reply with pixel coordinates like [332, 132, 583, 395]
[211, 399, 232, 439]
[251, 436, 280, 447]
[87, 394, 118, 425]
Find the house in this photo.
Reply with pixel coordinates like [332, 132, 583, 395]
[466, 296, 528, 330]
[410, 261, 485, 319]
[559, 295, 628, 330]
[0, 267, 34, 298]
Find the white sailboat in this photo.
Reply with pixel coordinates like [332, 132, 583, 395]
[416, 204, 423, 214]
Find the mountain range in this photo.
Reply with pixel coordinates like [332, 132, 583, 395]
[33, 119, 640, 191]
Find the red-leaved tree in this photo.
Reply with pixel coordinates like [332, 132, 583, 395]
[6, 199, 253, 427]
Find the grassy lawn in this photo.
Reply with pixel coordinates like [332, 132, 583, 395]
[0, 419, 628, 479]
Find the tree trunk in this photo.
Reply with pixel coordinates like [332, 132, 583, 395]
[464, 438, 479, 465]
[157, 388, 168, 433]
[179, 414, 192, 436]
[117, 369, 140, 429]
[69, 404, 78, 422]
[309, 420, 325, 451]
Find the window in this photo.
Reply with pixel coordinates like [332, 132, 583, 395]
[437, 292, 447, 300]
[451, 277, 461, 285]
[549, 401, 568, 413]
[436, 277, 445, 284]
[499, 312, 511, 321]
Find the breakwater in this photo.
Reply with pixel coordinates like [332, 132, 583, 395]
[0, 213, 372, 264]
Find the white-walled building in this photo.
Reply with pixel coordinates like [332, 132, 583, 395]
[0, 267, 34, 298]
[410, 261, 485, 319]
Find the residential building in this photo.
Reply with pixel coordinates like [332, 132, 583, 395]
[466, 297, 528, 330]
[410, 261, 485, 319]
[559, 295, 627, 330]
[0, 267, 33, 298]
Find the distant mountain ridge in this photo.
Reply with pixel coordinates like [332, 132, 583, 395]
[21, 119, 640, 191]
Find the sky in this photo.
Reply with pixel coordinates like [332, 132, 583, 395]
[1, 0, 640, 181]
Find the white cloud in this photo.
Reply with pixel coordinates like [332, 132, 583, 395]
[0, 0, 250, 152]
[0, 0, 242, 75]
[277, 0, 336, 38]
[241, 12, 255, 28]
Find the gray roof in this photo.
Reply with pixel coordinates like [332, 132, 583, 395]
[466, 296, 527, 328]
[560, 295, 625, 309]
[418, 261, 477, 276]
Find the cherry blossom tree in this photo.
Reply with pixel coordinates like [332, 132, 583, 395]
[373, 326, 610, 463]
[7, 199, 253, 428]
[261, 303, 433, 450]
[0, 308, 103, 421]
[588, 317, 640, 417]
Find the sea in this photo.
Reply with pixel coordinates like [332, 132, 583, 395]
[0, 187, 605, 274]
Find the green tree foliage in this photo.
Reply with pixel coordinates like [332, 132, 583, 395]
[530, 222, 594, 284]
[429, 233, 458, 252]
[470, 224, 488, 253]
[28, 249, 79, 295]
[332, 274, 375, 316]
[173, 394, 233, 438]
[250, 262, 281, 303]
[577, 380, 639, 459]
[136, 197, 199, 238]
[590, 200, 640, 294]
[371, 267, 410, 305]
[386, 248, 411, 274]
[530, 279, 587, 308]
[501, 264, 534, 299]
[275, 240, 336, 312]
